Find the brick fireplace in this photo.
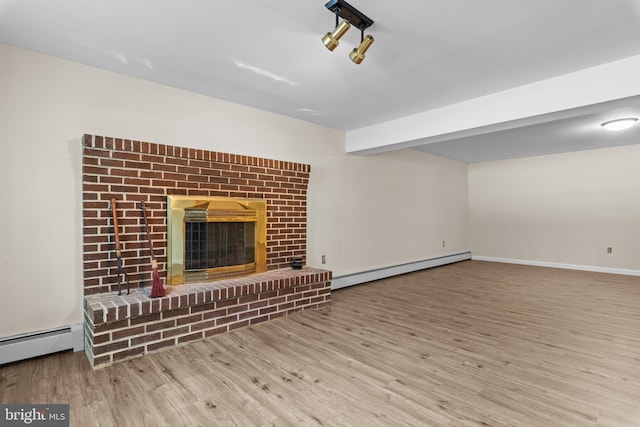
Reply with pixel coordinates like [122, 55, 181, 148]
[82, 134, 331, 368]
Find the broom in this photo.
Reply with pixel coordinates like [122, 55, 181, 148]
[140, 201, 165, 298]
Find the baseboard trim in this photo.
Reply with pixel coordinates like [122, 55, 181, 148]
[472, 256, 640, 277]
[332, 252, 472, 290]
[0, 324, 84, 365]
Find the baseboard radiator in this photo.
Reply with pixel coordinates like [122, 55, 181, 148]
[0, 324, 84, 365]
[331, 252, 472, 290]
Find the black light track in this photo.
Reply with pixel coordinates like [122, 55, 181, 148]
[324, 0, 374, 30]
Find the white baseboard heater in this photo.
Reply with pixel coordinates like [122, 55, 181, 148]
[0, 324, 84, 366]
[331, 252, 472, 290]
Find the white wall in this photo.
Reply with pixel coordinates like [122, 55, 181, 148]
[0, 44, 469, 338]
[308, 149, 469, 277]
[469, 145, 640, 270]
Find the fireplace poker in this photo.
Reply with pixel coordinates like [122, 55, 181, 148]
[140, 201, 165, 298]
[110, 198, 130, 295]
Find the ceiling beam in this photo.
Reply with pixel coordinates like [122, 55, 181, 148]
[346, 54, 640, 155]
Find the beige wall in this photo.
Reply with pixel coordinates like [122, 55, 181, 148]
[0, 44, 469, 338]
[310, 149, 469, 277]
[469, 145, 640, 270]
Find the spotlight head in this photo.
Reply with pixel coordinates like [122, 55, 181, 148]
[349, 34, 374, 64]
[322, 20, 351, 51]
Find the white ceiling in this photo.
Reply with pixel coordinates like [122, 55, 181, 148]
[2, 0, 640, 162]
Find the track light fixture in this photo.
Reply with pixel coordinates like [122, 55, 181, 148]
[322, 0, 374, 64]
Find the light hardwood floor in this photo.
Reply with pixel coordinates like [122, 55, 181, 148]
[2, 261, 640, 426]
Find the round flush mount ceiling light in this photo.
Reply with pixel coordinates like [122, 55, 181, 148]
[601, 118, 639, 131]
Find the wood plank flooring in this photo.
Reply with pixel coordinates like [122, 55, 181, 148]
[2, 260, 640, 426]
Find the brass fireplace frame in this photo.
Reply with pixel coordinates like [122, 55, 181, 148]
[167, 195, 267, 285]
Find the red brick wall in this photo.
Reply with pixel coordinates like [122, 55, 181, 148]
[83, 268, 331, 368]
[82, 134, 310, 295]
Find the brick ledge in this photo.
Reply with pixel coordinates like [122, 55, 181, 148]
[84, 267, 331, 326]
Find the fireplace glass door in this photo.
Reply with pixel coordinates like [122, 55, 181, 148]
[167, 196, 267, 285]
[184, 221, 256, 271]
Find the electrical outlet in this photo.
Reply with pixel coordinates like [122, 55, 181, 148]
[607, 247, 613, 254]
[322, 255, 326, 264]
[442, 240, 446, 247]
